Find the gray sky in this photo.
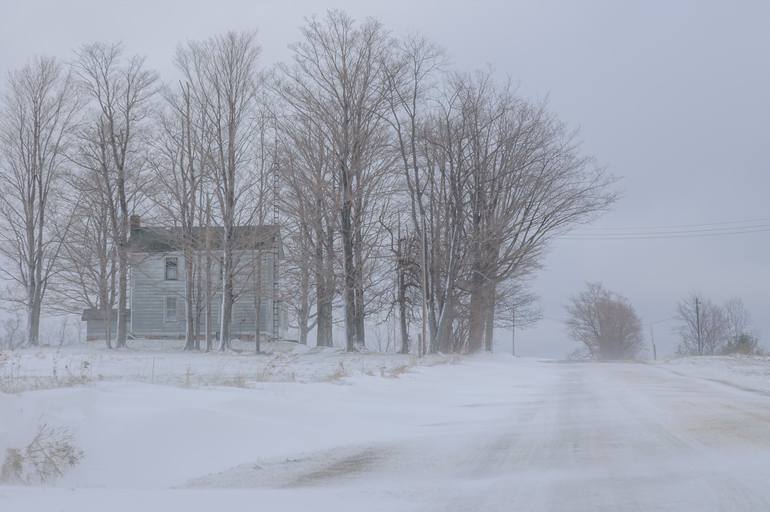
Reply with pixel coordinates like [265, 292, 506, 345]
[1, 0, 768, 357]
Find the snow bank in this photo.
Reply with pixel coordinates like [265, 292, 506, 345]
[657, 355, 770, 395]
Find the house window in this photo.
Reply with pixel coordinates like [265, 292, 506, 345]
[165, 296, 177, 322]
[165, 257, 178, 280]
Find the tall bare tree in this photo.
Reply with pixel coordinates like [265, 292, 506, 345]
[53, 171, 118, 348]
[400, 72, 615, 353]
[0, 56, 80, 346]
[383, 35, 445, 354]
[74, 42, 158, 348]
[148, 82, 209, 350]
[175, 31, 262, 350]
[278, 116, 333, 346]
[459, 74, 615, 352]
[278, 10, 393, 351]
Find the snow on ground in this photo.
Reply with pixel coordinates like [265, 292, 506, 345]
[657, 354, 770, 395]
[0, 339, 445, 391]
[2, 344, 770, 511]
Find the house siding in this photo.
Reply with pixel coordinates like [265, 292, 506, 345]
[130, 250, 279, 339]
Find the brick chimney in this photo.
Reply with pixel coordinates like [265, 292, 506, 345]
[129, 215, 141, 232]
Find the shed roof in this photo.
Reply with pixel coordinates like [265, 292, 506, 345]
[81, 309, 130, 321]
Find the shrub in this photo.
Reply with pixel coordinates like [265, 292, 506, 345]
[721, 334, 762, 356]
[1, 424, 84, 484]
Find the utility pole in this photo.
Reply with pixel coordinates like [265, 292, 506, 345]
[511, 306, 516, 357]
[272, 158, 280, 343]
[695, 297, 702, 355]
[649, 324, 657, 361]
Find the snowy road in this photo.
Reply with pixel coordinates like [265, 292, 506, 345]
[419, 362, 770, 511]
[3, 357, 770, 511]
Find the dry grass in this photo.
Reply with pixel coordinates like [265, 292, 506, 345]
[386, 365, 410, 378]
[1, 351, 95, 394]
[222, 374, 250, 388]
[324, 362, 348, 383]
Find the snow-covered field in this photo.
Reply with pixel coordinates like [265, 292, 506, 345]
[656, 354, 770, 395]
[2, 342, 770, 511]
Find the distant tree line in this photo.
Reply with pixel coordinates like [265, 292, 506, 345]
[674, 295, 760, 356]
[0, 10, 615, 353]
[565, 283, 761, 360]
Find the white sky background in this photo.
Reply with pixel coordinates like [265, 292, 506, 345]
[0, 0, 767, 358]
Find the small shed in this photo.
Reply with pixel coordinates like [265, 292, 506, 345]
[81, 309, 129, 341]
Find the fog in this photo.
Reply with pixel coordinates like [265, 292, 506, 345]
[2, 0, 767, 358]
[2, 3, 770, 510]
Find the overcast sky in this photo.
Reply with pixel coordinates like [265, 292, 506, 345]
[1, 0, 768, 357]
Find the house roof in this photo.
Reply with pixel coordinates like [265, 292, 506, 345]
[128, 225, 280, 253]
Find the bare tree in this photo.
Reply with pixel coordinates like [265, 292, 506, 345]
[721, 297, 759, 354]
[722, 297, 751, 344]
[277, 113, 338, 347]
[0, 56, 80, 346]
[383, 35, 445, 354]
[381, 215, 421, 354]
[0, 313, 24, 350]
[675, 294, 727, 356]
[147, 81, 211, 350]
[445, 72, 616, 353]
[74, 42, 158, 348]
[175, 31, 262, 350]
[278, 10, 393, 351]
[675, 295, 757, 356]
[244, 108, 277, 353]
[52, 173, 118, 348]
[566, 283, 643, 360]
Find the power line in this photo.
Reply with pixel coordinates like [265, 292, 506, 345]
[563, 225, 770, 240]
[649, 316, 677, 325]
[573, 216, 770, 231]
[563, 216, 770, 240]
[571, 222, 770, 236]
[562, 228, 770, 240]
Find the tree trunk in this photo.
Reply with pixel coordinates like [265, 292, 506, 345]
[354, 284, 366, 348]
[467, 269, 485, 353]
[341, 177, 357, 352]
[27, 298, 41, 347]
[104, 306, 113, 350]
[297, 262, 310, 345]
[353, 218, 366, 349]
[398, 263, 409, 354]
[193, 251, 202, 351]
[254, 251, 262, 354]
[116, 247, 128, 348]
[436, 297, 454, 354]
[219, 247, 233, 351]
[314, 221, 334, 347]
[205, 250, 213, 352]
[484, 287, 495, 352]
[184, 251, 196, 350]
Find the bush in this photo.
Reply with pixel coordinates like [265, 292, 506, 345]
[0, 315, 23, 350]
[721, 334, 762, 356]
[1, 424, 84, 484]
